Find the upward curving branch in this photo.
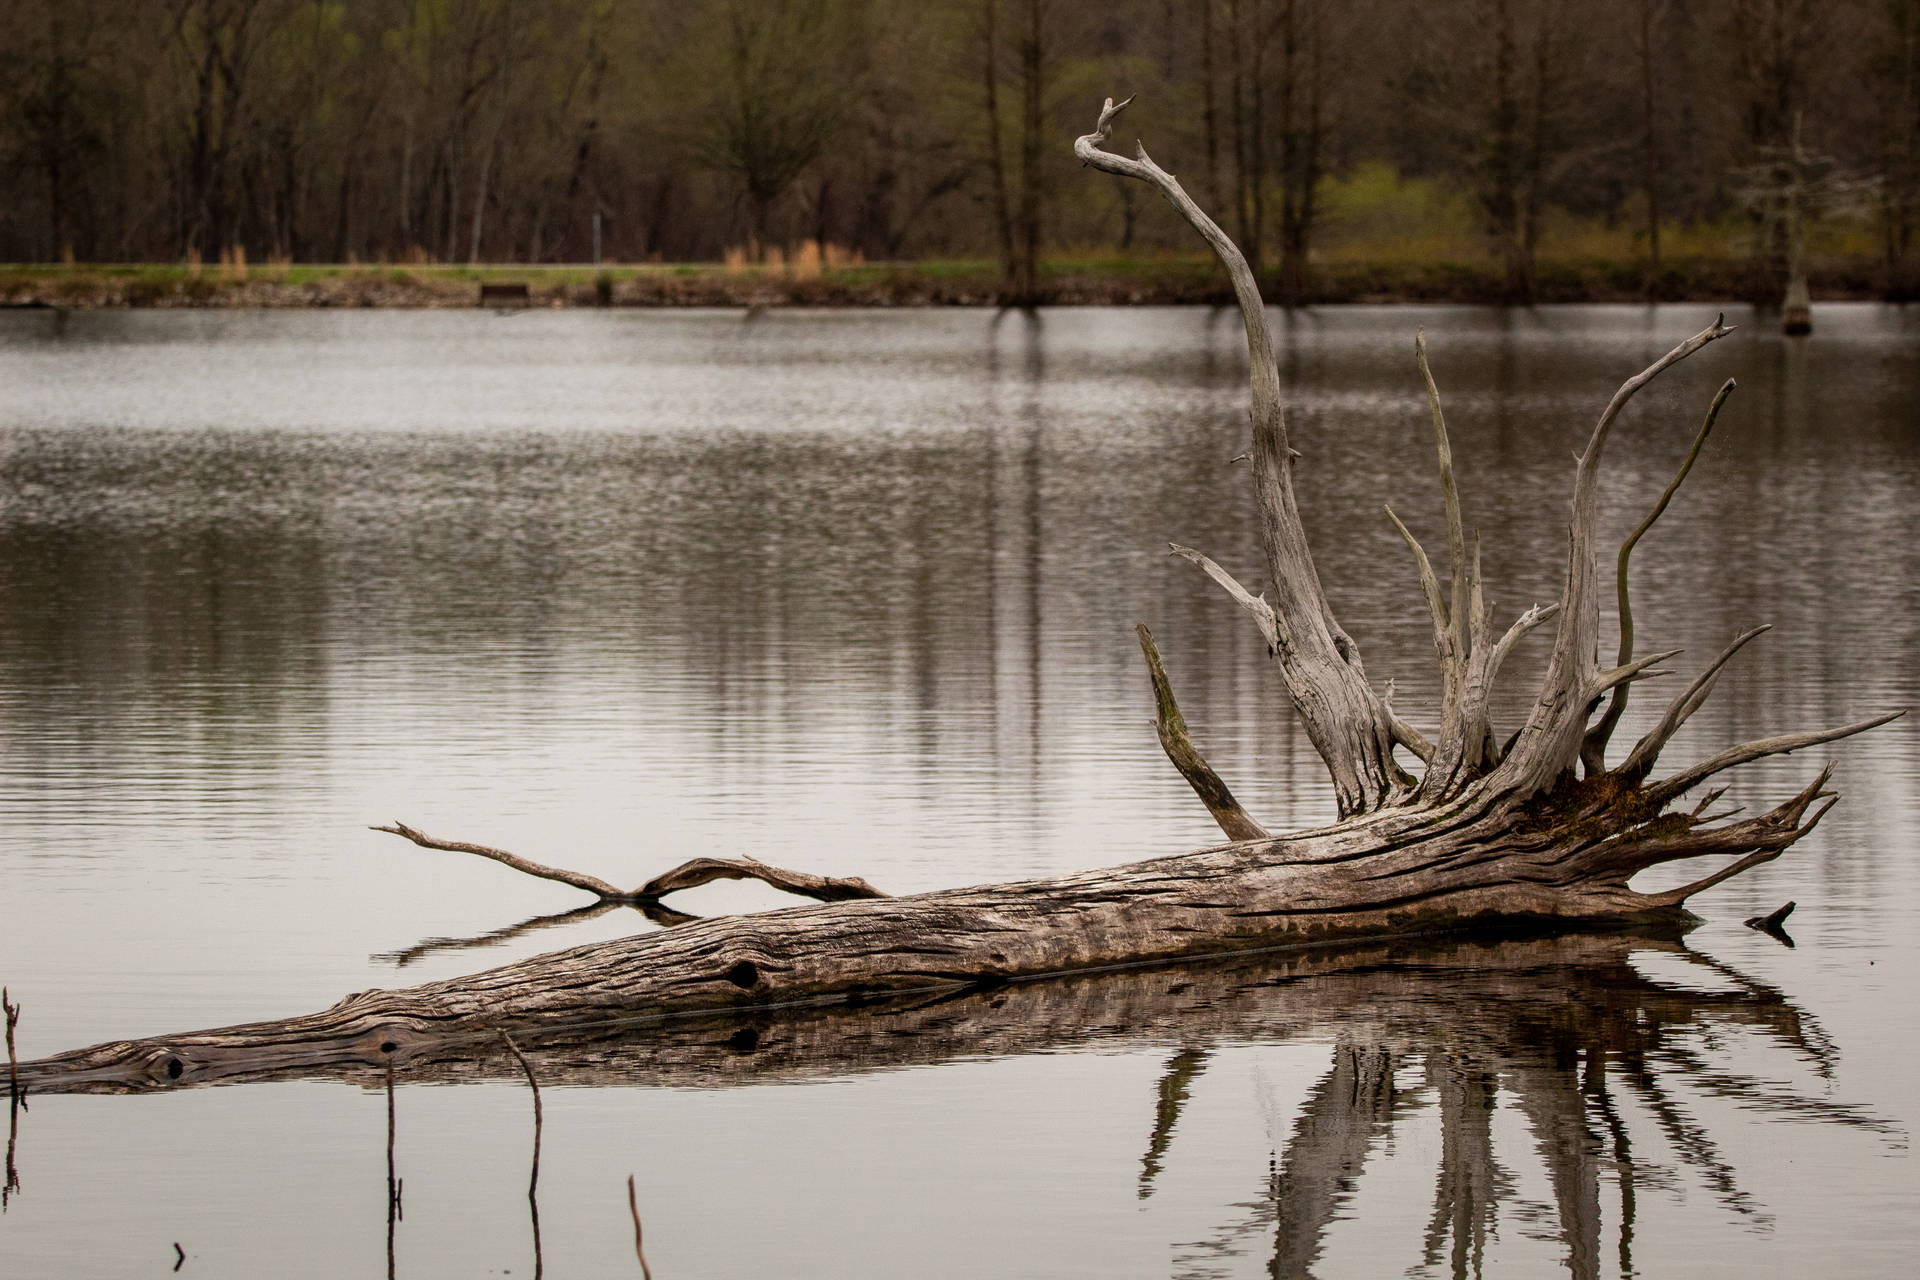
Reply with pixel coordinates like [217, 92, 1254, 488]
[1494, 315, 1737, 800]
[1077, 95, 1402, 816]
[1583, 378, 1738, 773]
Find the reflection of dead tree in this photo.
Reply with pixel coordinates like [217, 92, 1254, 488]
[373, 902, 695, 970]
[16, 928, 1900, 1277]
[1148, 938, 1894, 1279]
[1268, 1041, 1402, 1278]
[17, 100, 1901, 1092]
[2, 1091, 17, 1213]
[1139, 1046, 1211, 1199]
[1422, 1055, 1509, 1278]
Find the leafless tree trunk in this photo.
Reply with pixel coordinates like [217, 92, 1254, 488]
[1014, 0, 1047, 303]
[1276, 0, 1326, 303]
[12, 98, 1895, 1093]
[1226, 0, 1267, 281]
[1200, 0, 1223, 213]
[982, 0, 1018, 290]
[1639, 0, 1663, 278]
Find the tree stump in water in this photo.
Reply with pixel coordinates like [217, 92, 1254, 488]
[13, 99, 1897, 1093]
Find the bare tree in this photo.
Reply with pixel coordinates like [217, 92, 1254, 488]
[1275, 0, 1332, 301]
[979, 0, 1052, 302]
[691, 0, 861, 251]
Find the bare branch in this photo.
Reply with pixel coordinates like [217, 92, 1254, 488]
[637, 859, 885, 903]
[375, 822, 627, 898]
[1169, 544, 1278, 650]
[376, 821, 886, 905]
[1617, 626, 1772, 783]
[1137, 625, 1271, 841]
[1587, 648, 1684, 700]
[1080, 97, 1400, 816]
[629, 1175, 654, 1280]
[1384, 506, 1457, 686]
[1466, 532, 1489, 660]
[1646, 778, 1839, 907]
[1582, 318, 1736, 473]
[1643, 713, 1904, 809]
[1485, 602, 1562, 689]
[1689, 786, 1729, 818]
[1584, 378, 1737, 770]
[1500, 316, 1736, 798]
[1416, 330, 1471, 675]
[1390, 714, 1436, 763]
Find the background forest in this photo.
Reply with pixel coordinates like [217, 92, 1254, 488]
[2, 0, 1916, 301]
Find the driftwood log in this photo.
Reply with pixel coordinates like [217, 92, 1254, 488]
[15, 99, 1898, 1092]
[26, 931, 1895, 1275]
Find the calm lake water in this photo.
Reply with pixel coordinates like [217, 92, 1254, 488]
[0, 305, 1915, 1277]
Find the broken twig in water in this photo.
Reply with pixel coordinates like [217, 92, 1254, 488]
[1744, 901, 1797, 946]
[3, 987, 19, 1100]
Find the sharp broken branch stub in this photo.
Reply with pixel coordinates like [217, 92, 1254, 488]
[10, 100, 1900, 1092]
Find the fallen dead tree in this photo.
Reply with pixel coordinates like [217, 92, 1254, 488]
[16, 99, 1898, 1093]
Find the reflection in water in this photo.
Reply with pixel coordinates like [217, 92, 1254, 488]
[385, 1053, 401, 1280]
[4, 1090, 19, 1212]
[374, 901, 696, 968]
[0, 308, 1914, 1275]
[1156, 937, 1894, 1280]
[1139, 1045, 1211, 1199]
[499, 1035, 545, 1280]
[34, 931, 1896, 1278]
[4, 989, 20, 1212]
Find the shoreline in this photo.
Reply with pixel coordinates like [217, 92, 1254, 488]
[2, 256, 1910, 310]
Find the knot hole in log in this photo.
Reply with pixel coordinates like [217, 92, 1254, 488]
[725, 960, 761, 989]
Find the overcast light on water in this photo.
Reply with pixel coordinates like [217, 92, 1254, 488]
[1, 304, 1915, 1277]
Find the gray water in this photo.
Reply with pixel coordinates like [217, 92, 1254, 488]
[0, 305, 1915, 1277]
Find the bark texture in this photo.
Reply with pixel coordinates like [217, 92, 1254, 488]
[12, 99, 1897, 1091]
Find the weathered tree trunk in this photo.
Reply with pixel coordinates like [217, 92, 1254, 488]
[13, 99, 1895, 1093]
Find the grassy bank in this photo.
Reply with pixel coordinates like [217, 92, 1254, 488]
[1, 254, 1910, 310]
